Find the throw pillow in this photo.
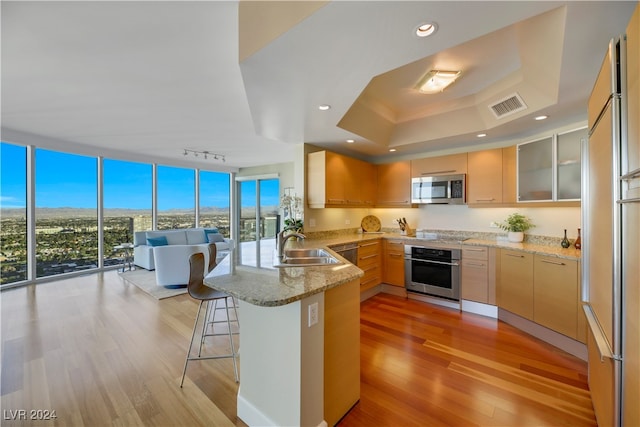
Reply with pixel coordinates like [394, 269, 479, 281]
[147, 236, 168, 247]
[203, 227, 219, 240]
[207, 233, 225, 243]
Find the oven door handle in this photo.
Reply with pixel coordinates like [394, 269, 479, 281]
[407, 258, 459, 267]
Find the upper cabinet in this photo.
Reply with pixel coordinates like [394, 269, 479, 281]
[517, 128, 586, 202]
[467, 148, 504, 205]
[376, 161, 412, 207]
[307, 150, 376, 208]
[411, 153, 467, 176]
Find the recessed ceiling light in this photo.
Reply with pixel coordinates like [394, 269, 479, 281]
[477, 133, 487, 138]
[346, 139, 355, 144]
[318, 104, 331, 111]
[415, 22, 437, 38]
[415, 70, 461, 94]
[389, 148, 397, 152]
[535, 115, 548, 121]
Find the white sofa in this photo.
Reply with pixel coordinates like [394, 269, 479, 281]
[133, 228, 233, 271]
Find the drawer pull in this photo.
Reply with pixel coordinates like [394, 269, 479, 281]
[360, 242, 378, 248]
[360, 254, 378, 260]
[541, 259, 566, 266]
[506, 253, 525, 258]
[466, 262, 486, 267]
[465, 248, 485, 252]
[389, 254, 403, 258]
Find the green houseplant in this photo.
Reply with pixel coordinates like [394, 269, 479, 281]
[497, 213, 534, 242]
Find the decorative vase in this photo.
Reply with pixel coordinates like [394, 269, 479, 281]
[507, 231, 524, 243]
[575, 228, 582, 250]
[561, 229, 571, 248]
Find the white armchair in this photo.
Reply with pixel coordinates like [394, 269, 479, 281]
[153, 245, 210, 287]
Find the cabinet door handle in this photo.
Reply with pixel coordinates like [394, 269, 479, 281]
[466, 262, 486, 267]
[389, 254, 403, 258]
[541, 259, 566, 266]
[327, 199, 345, 204]
[506, 253, 525, 258]
[421, 169, 456, 175]
[475, 198, 495, 202]
[465, 248, 485, 252]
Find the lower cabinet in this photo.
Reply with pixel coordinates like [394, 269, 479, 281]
[358, 240, 381, 292]
[497, 249, 580, 340]
[533, 255, 579, 339]
[461, 246, 495, 304]
[382, 239, 405, 287]
[498, 250, 534, 320]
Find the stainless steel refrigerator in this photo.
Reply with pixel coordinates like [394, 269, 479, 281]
[583, 10, 640, 426]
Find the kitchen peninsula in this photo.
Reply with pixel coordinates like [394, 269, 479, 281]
[204, 249, 363, 427]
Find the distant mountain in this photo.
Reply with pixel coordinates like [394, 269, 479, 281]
[1, 206, 235, 219]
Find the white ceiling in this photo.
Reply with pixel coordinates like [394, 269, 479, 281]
[1, 1, 637, 171]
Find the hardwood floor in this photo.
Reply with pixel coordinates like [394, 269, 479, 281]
[1, 271, 596, 426]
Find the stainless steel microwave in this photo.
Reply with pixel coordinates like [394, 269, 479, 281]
[411, 174, 466, 204]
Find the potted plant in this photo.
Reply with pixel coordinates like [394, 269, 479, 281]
[281, 189, 304, 234]
[497, 213, 534, 243]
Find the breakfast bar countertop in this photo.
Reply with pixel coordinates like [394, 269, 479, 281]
[203, 249, 363, 307]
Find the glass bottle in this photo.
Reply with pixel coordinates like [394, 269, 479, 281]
[574, 228, 582, 250]
[561, 229, 571, 248]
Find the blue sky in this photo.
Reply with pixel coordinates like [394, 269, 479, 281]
[1, 143, 271, 210]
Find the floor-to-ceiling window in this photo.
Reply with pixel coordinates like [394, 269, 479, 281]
[237, 177, 279, 267]
[0, 142, 28, 285]
[0, 142, 233, 287]
[35, 148, 98, 278]
[157, 165, 195, 230]
[199, 170, 230, 237]
[103, 159, 152, 266]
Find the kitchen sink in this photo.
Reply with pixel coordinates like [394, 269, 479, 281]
[284, 248, 332, 258]
[273, 248, 341, 268]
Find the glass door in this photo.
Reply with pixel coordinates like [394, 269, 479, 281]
[237, 177, 279, 268]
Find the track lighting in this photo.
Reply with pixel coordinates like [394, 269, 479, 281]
[182, 149, 225, 162]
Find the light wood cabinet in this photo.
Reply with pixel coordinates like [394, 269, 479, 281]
[411, 153, 467, 177]
[377, 161, 412, 207]
[382, 239, 405, 287]
[461, 246, 495, 304]
[307, 150, 376, 208]
[497, 249, 534, 320]
[324, 278, 360, 426]
[533, 255, 579, 339]
[358, 239, 381, 292]
[467, 149, 504, 205]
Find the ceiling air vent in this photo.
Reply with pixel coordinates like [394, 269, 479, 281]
[489, 93, 527, 119]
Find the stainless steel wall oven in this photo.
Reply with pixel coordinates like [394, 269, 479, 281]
[404, 245, 461, 301]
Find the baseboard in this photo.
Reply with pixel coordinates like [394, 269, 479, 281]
[498, 308, 588, 361]
[381, 283, 406, 297]
[406, 292, 461, 310]
[360, 284, 382, 301]
[237, 391, 278, 427]
[461, 300, 498, 319]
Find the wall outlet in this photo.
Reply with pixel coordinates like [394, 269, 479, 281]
[309, 218, 316, 227]
[308, 302, 318, 327]
[345, 219, 351, 225]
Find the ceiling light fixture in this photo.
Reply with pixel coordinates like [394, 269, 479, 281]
[415, 22, 437, 38]
[389, 148, 397, 152]
[346, 139, 355, 143]
[477, 133, 487, 138]
[318, 104, 331, 111]
[183, 149, 225, 162]
[535, 115, 548, 121]
[415, 70, 461, 94]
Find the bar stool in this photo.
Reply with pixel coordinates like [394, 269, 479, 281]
[200, 243, 239, 355]
[180, 252, 239, 387]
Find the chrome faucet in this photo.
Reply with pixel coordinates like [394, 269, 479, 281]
[277, 229, 306, 259]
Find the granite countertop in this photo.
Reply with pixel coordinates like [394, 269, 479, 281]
[462, 238, 581, 260]
[204, 250, 364, 307]
[301, 229, 581, 261]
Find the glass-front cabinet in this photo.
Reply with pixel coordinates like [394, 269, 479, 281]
[517, 127, 586, 202]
